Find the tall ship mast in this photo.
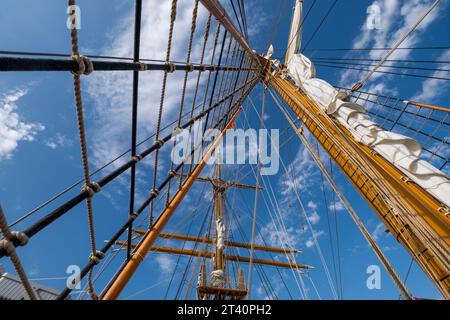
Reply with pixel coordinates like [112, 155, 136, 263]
[0, 0, 448, 301]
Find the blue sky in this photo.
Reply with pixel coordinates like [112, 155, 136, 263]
[0, 0, 449, 300]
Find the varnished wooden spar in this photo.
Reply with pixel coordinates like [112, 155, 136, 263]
[199, 0, 253, 56]
[114, 242, 313, 270]
[263, 56, 450, 299]
[102, 109, 243, 300]
[174, 173, 262, 191]
[132, 230, 301, 254]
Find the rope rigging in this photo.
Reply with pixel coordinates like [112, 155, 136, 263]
[303, 45, 450, 52]
[237, 0, 249, 42]
[264, 0, 289, 51]
[150, 0, 179, 228]
[312, 59, 450, 73]
[163, 180, 210, 299]
[349, 0, 441, 93]
[312, 56, 450, 65]
[267, 87, 414, 300]
[316, 63, 450, 81]
[229, 0, 246, 42]
[283, 0, 318, 62]
[1, 0, 449, 301]
[0, 205, 37, 300]
[301, 0, 338, 53]
[68, 0, 103, 300]
[229, 186, 301, 300]
[246, 86, 266, 299]
[240, 101, 320, 299]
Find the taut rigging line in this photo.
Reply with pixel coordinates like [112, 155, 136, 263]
[267, 87, 414, 300]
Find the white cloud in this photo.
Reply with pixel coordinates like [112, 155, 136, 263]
[371, 222, 386, 241]
[306, 230, 325, 248]
[44, 133, 71, 149]
[411, 49, 450, 102]
[0, 88, 44, 159]
[155, 254, 175, 275]
[329, 200, 346, 212]
[279, 141, 318, 197]
[221, 0, 269, 42]
[86, 0, 212, 172]
[308, 211, 320, 225]
[338, 0, 443, 88]
[382, 245, 398, 252]
[307, 200, 318, 210]
[260, 220, 300, 249]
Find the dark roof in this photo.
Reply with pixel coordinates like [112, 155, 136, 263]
[0, 272, 62, 300]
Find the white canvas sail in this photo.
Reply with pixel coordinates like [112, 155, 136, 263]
[285, 0, 303, 65]
[285, 53, 450, 208]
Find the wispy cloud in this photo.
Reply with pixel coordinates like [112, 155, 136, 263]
[338, 0, 444, 88]
[259, 139, 327, 252]
[307, 200, 318, 210]
[371, 222, 386, 241]
[44, 133, 72, 150]
[279, 140, 318, 197]
[155, 254, 176, 275]
[306, 230, 325, 249]
[221, 0, 270, 45]
[308, 211, 321, 225]
[329, 200, 346, 212]
[411, 49, 450, 102]
[0, 88, 44, 160]
[86, 0, 212, 171]
[84, 1, 216, 205]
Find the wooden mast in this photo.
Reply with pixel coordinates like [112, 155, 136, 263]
[215, 155, 224, 274]
[260, 60, 450, 298]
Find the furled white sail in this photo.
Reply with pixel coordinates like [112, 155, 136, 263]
[211, 269, 226, 288]
[286, 53, 450, 209]
[216, 218, 225, 251]
[285, 0, 303, 65]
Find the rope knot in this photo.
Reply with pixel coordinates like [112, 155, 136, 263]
[130, 212, 138, 221]
[72, 55, 94, 76]
[168, 170, 177, 177]
[199, 65, 207, 72]
[186, 64, 195, 72]
[438, 206, 450, 217]
[172, 126, 183, 137]
[150, 189, 160, 197]
[0, 239, 15, 256]
[82, 182, 101, 197]
[138, 62, 148, 71]
[131, 155, 142, 163]
[10, 231, 29, 246]
[166, 62, 176, 73]
[153, 139, 165, 149]
[89, 251, 105, 265]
